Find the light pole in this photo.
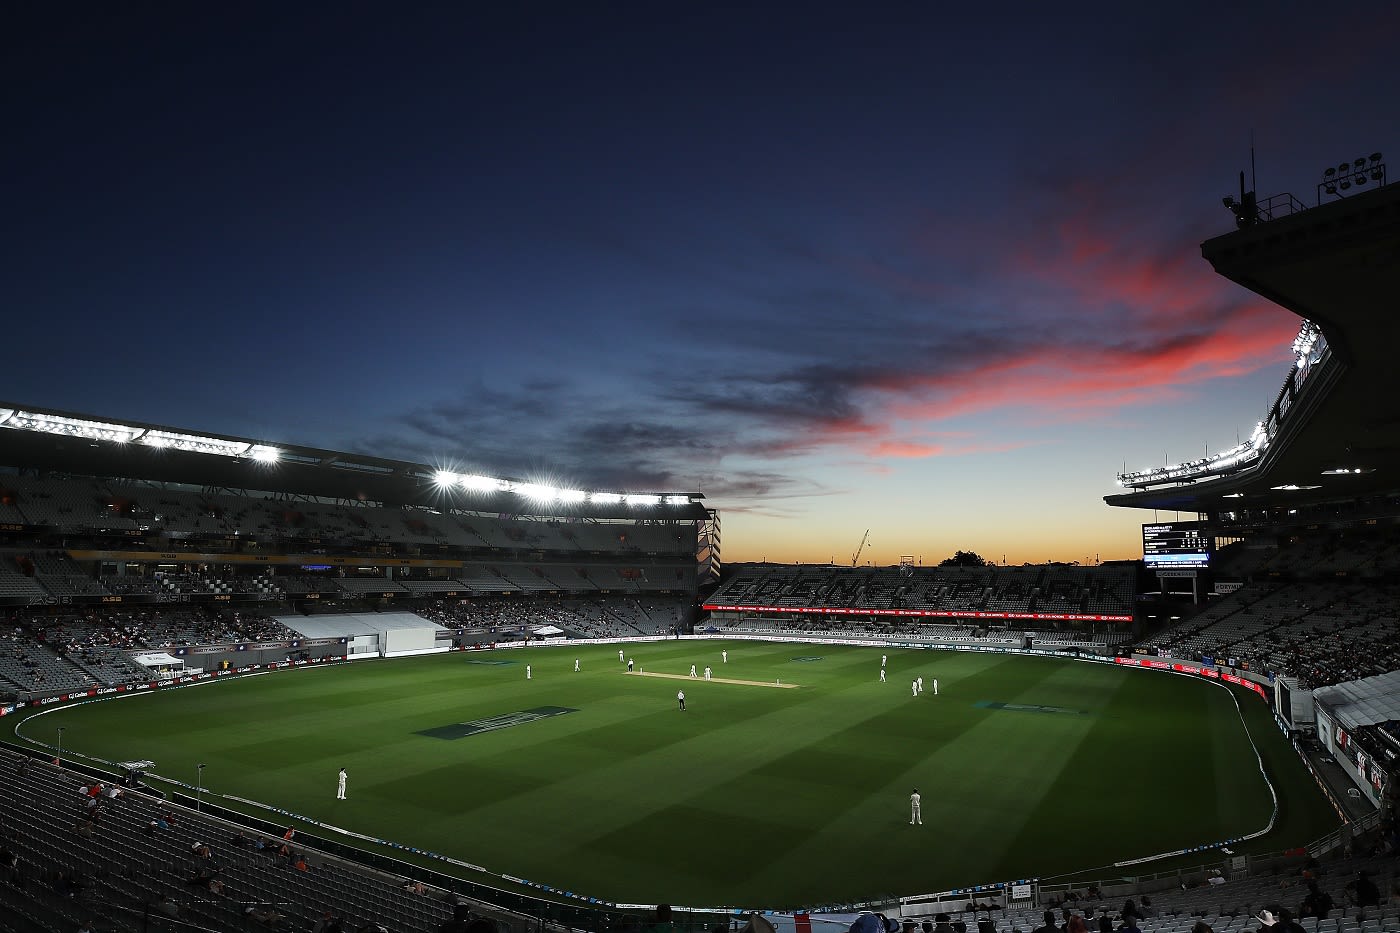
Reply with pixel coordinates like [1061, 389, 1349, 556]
[196, 763, 206, 811]
[55, 726, 64, 770]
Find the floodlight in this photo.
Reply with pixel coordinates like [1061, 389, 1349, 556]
[557, 489, 587, 504]
[0, 409, 12, 425]
[1355, 173, 1367, 186]
[1340, 180, 1351, 190]
[590, 492, 622, 504]
[459, 474, 506, 492]
[139, 430, 250, 456]
[514, 483, 559, 502]
[625, 493, 660, 506]
[433, 470, 458, 487]
[664, 495, 690, 506]
[1323, 167, 1336, 178]
[249, 446, 281, 463]
[7, 410, 144, 444]
[1372, 152, 1383, 162]
[1372, 168, 1385, 181]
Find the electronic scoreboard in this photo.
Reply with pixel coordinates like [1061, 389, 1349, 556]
[1142, 521, 1212, 570]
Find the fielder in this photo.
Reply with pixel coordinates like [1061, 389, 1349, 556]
[932, 678, 938, 695]
[526, 665, 531, 680]
[722, 649, 728, 663]
[574, 659, 580, 672]
[619, 649, 624, 662]
[689, 664, 698, 678]
[336, 768, 347, 800]
[910, 788, 922, 825]
[880, 668, 886, 683]
[703, 666, 712, 680]
[912, 679, 918, 697]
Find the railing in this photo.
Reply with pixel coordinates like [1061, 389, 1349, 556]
[1255, 192, 1309, 222]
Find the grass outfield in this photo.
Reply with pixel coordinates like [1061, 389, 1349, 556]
[13, 641, 1338, 908]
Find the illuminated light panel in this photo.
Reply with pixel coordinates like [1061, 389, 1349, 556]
[4, 410, 144, 444]
[557, 489, 587, 504]
[249, 446, 282, 464]
[514, 483, 559, 502]
[1320, 467, 1373, 475]
[1223, 493, 1245, 498]
[589, 492, 622, 504]
[0, 409, 13, 425]
[625, 493, 660, 506]
[459, 474, 507, 492]
[664, 495, 690, 506]
[433, 470, 459, 487]
[139, 429, 250, 456]
[1270, 484, 1322, 491]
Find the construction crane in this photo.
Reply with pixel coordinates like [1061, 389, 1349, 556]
[851, 530, 870, 566]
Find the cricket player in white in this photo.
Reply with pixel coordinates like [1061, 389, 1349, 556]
[619, 649, 624, 662]
[526, 665, 531, 680]
[722, 649, 728, 663]
[912, 680, 918, 697]
[880, 669, 886, 682]
[910, 789, 922, 824]
[917, 676, 924, 693]
[932, 678, 938, 695]
[677, 690, 686, 710]
[882, 654, 887, 668]
[703, 666, 712, 680]
[337, 768, 347, 800]
[690, 664, 698, 678]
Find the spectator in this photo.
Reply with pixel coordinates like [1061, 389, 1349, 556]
[1299, 881, 1335, 920]
[1349, 870, 1381, 913]
[1032, 911, 1059, 933]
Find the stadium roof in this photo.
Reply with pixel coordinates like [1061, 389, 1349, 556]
[1106, 179, 1400, 514]
[1313, 669, 1400, 730]
[0, 402, 708, 519]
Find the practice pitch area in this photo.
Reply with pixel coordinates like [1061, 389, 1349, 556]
[13, 640, 1337, 908]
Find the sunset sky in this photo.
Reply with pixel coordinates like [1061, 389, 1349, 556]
[4, 4, 1396, 566]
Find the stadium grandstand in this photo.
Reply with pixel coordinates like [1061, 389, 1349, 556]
[4, 159, 1400, 932]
